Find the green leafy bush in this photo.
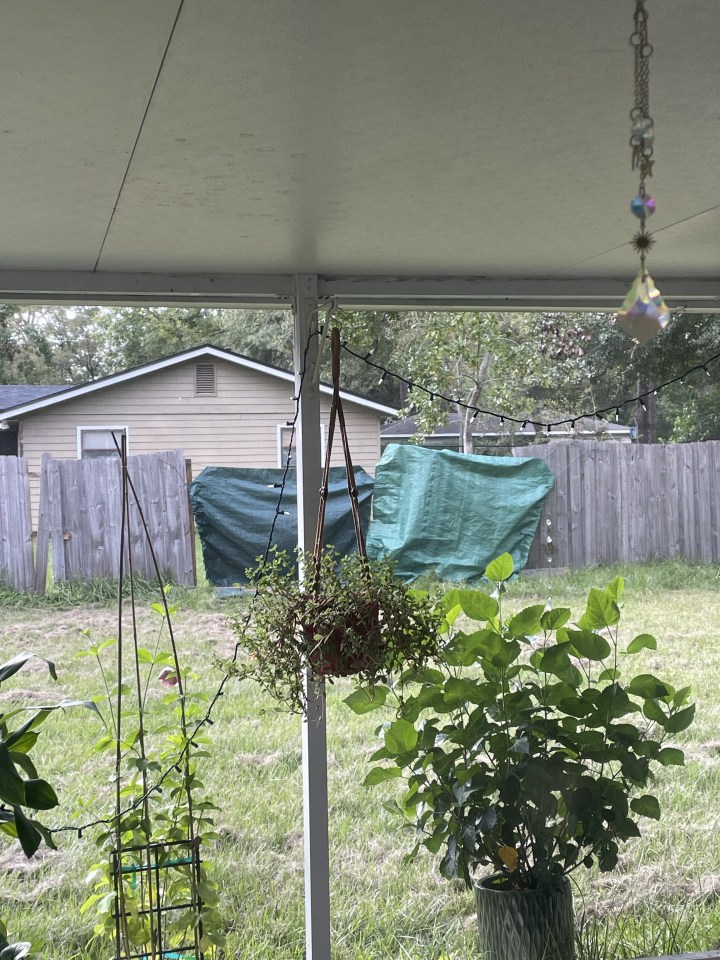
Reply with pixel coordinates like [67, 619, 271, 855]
[350, 554, 693, 891]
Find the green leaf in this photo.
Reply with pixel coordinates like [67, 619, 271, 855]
[658, 747, 685, 766]
[23, 779, 58, 811]
[580, 588, 620, 629]
[452, 590, 498, 622]
[665, 704, 695, 733]
[626, 633, 657, 654]
[538, 644, 577, 683]
[627, 674, 671, 700]
[384, 719, 418, 756]
[605, 576, 624, 602]
[363, 767, 402, 786]
[508, 605, 546, 638]
[566, 629, 612, 661]
[13, 806, 41, 858]
[540, 608, 571, 630]
[343, 686, 388, 715]
[642, 699, 667, 724]
[630, 794, 661, 820]
[484, 554, 514, 582]
[0, 653, 56, 685]
[0, 743, 25, 805]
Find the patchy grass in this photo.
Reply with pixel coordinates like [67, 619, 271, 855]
[1, 561, 720, 958]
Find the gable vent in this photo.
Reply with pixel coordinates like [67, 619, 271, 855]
[195, 363, 216, 396]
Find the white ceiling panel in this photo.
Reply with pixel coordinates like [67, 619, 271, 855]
[0, 1, 180, 270]
[0, 1, 717, 293]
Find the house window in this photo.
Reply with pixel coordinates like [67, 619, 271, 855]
[277, 424, 326, 468]
[77, 426, 128, 459]
[195, 363, 216, 395]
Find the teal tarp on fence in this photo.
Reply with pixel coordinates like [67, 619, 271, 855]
[190, 466, 374, 586]
[366, 444, 554, 582]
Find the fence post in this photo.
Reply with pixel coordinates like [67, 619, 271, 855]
[185, 458, 197, 587]
[34, 454, 51, 595]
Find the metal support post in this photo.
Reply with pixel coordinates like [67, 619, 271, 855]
[294, 274, 331, 960]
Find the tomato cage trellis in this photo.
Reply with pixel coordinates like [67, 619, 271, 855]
[111, 838, 205, 960]
[91, 435, 218, 960]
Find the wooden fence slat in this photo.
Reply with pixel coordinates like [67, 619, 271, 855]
[34, 454, 51, 595]
[710, 442, 720, 563]
[47, 458, 66, 582]
[695, 442, 713, 562]
[0, 457, 35, 592]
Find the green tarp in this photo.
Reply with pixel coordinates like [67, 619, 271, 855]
[365, 444, 554, 582]
[190, 466, 374, 586]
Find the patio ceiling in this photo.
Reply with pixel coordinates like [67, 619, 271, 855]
[0, 0, 718, 308]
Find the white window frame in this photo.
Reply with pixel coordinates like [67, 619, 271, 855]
[277, 423, 325, 468]
[76, 425, 130, 459]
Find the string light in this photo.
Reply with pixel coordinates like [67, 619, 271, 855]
[339, 342, 720, 434]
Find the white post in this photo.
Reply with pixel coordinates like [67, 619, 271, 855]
[294, 274, 331, 960]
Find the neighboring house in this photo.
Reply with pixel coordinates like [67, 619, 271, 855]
[0, 345, 397, 523]
[0, 385, 66, 456]
[382, 412, 633, 453]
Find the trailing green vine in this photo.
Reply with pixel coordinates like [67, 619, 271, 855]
[79, 600, 225, 957]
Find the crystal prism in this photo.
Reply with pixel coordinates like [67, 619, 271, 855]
[616, 270, 671, 343]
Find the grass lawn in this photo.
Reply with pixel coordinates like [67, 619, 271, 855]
[1, 559, 720, 959]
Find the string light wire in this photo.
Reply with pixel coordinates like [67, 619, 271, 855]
[341, 342, 720, 431]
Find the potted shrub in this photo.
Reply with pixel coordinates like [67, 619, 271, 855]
[348, 554, 694, 960]
[227, 547, 441, 714]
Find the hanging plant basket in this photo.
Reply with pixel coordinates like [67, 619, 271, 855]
[228, 328, 441, 713]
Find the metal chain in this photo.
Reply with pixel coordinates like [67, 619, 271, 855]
[629, 0, 654, 174]
[628, 0, 656, 272]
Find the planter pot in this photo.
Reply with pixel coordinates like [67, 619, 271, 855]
[304, 599, 381, 677]
[475, 875, 574, 960]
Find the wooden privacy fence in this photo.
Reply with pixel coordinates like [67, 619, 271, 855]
[35, 449, 196, 592]
[0, 457, 35, 592]
[515, 440, 720, 569]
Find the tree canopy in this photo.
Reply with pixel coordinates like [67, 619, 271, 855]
[1, 303, 718, 444]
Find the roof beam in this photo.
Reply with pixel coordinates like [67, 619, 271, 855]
[0, 271, 294, 306]
[0, 270, 717, 312]
[319, 276, 720, 312]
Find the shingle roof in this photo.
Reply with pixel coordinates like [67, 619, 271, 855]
[0, 384, 66, 413]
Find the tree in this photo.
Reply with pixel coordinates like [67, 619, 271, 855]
[535, 311, 720, 442]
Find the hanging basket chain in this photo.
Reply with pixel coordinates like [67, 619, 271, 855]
[312, 327, 368, 587]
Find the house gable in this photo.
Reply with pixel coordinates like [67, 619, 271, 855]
[0, 345, 397, 419]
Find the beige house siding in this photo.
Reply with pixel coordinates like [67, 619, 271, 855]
[17, 358, 384, 523]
